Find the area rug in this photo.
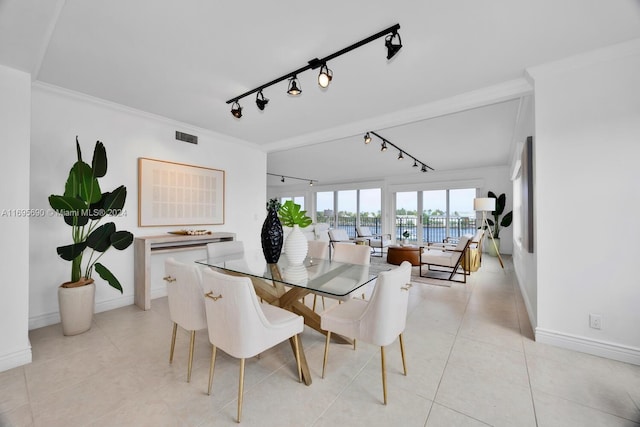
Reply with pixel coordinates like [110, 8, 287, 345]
[369, 255, 458, 287]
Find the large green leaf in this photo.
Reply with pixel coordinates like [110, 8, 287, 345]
[102, 186, 127, 212]
[495, 193, 506, 216]
[87, 193, 108, 220]
[501, 211, 513, 228]
[64, 213, 89, 227]
[57, 242, 88, 261]
[86, 222, 116, 252]
[63, 161, 101, 204]
[92, 141, 107, 178]
[94, 263, 123, 294]
[278, 200, 312, 228]
[111, 230, 133, 250]
[75, 136, 82, 162]
[48, 195, 87, 212]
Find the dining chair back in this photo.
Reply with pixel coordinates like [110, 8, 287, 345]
[320, 261, 413, 404]
[201, 268, 304, 422]
[164, 258, 207, 383]
[332, 242, 371, 265]
[307, 239, 330, 260]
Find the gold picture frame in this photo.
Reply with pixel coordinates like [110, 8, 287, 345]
[138, 158, 225, 227]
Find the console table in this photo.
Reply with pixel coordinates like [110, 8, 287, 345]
[134, 232, 235, 310]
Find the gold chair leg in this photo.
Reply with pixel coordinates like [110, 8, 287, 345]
[322, 331, 331, 379]
[169, 322, 177, 363]
[187, 330, 196, 382]
[381, 346, 387, 405]
[399, 333, 407, 376]
[238, 358, 245, 423]
[353, 339, 356, 351]
[312, 295, 317, 311]
[293, 334, 302, 383]
[207, 345, 217, 395]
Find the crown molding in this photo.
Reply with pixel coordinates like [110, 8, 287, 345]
[31, 81, 257, 149]
[526, 37, 640, 80]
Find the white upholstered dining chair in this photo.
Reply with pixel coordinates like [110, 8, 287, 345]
[320, 261, 413, 404]
[164, 258, 208, 383]
[201, 268, 304, 423]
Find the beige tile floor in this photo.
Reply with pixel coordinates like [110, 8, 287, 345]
[2, 256, 639, 426]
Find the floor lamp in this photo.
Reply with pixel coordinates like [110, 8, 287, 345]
[474, 197, 505, 269]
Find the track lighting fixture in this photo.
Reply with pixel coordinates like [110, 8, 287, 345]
[365, 131, 434, 173]
[226, 23, 401, 117]
[256, 91, 269, 110]
[287, 76, 302, 96]
[385, 30, 403, 60]
[230, 101, 242, 118]
[268, 173, 317, 186]
[317, 63, 333, 88]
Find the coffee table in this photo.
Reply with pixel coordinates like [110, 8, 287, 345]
[387, 245, 422, 266]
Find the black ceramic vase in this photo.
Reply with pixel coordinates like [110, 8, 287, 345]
[261, 206, 283, 264]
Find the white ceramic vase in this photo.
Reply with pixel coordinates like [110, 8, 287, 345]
[284, 224, 308, 266]
[58, 280, 95, 336]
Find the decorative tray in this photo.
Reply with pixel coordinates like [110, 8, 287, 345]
[168, 230, 212, 236]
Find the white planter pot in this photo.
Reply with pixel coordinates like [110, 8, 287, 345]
[284, 225, 308, 266]
[487, 237, 501, 257]
[58, 280, 95, 336]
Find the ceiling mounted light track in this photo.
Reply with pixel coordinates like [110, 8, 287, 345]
[365, 131, 434, 173]
[268, 173, 317, 186]
[227, 23, 402, 118]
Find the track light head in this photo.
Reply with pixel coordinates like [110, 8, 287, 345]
[381, 141, 387, 152]
[287, 76, 302, 96]
[255, 91, 269, 110]
[364, 132, 371, 144]
[385, 31, 403, 60]
[230, 101, 242, 118]
[421, 164, 427, 172]
[309, 180, 313, 187]
[318, 63, 333, 88]
[413, 159, 418, 167]
[398, 151, 404, 160]
[281, 176, 285, 182]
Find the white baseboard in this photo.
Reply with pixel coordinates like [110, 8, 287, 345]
[514, 266, 537, 331]
[29, 289, 168, 330]
[0, 347, 32, 372]
[535, 327, 640, 366]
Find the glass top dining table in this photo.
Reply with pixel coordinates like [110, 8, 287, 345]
[195, 253, 378, 386]
[195, 254, 377, 298]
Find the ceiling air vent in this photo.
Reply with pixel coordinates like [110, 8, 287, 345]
[175, 131, 198, 145]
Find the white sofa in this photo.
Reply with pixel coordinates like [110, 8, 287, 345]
[282, 223, 330, 242]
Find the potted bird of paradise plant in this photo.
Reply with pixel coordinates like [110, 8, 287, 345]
[48, 137, 134, 335]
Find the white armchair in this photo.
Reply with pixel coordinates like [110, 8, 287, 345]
[201, 268, 304, 423]
[356, 226, 391, 257]
[320, 261, 413, 404]
[164, 258, 207, 383]
[420, 235, 471, 283]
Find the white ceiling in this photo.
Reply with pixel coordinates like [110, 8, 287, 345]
[2, 0, 640, 184]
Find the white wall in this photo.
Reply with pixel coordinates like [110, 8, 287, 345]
[0, 65, 32, 371]
[510, 95, 538, 329]
[29, 84, 267, 329]
[528, 39, 640, 364]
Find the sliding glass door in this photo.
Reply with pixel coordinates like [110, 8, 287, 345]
[396, 188, 477, 246]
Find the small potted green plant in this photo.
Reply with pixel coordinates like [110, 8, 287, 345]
[48, 137, 134, 335]
[402, 230, 410, 245]
[278, 200, 312, 265]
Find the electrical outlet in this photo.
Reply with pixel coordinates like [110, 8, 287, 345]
[589, 314, 602, 330]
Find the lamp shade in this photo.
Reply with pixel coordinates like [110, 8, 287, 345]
[474, 197, 496, 212]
